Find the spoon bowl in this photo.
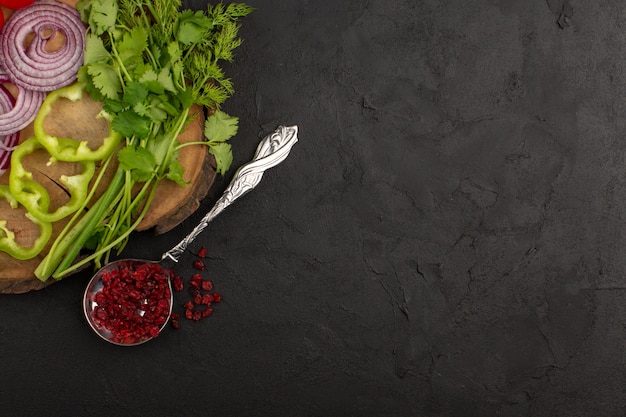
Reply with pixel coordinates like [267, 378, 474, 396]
[83, 259, 174, 346]
[83, 125, 298, 345]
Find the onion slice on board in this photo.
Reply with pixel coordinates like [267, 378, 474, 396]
[0, 83, 20, 177]
[0, 131, 19, 176]
[0, 66, 45, 136]
[0, 0, 85, 92]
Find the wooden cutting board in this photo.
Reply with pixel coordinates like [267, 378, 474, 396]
[0, 90, 216, 293]
[0, 0, 217, 293]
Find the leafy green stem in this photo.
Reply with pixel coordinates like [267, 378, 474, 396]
[55, 177, 160, 277]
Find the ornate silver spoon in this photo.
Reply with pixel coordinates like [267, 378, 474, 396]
[83, 125, 298, 346]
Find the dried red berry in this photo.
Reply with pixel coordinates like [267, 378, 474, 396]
[213, 292, 221, 303]
[201, 294, 213, 305]
[185, 310, 193, 320]
[192, 260, 205, 270]
[201, 280, 213, 291]
[194, 293, 203, 305]
[198, 247, 207, 258]
[183, 301, 194, 311]
[172, 275, 184, 292]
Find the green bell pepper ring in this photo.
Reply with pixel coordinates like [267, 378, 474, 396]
[0, 185, 52, 260]
[9, 137, 96, 223]
[33, 82, 122, 162]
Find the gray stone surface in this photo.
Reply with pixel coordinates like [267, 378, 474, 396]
[1, 0, 624, 416]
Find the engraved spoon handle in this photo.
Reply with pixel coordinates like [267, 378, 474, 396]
[161, 125, 299, 262]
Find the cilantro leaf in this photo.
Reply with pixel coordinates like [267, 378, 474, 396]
[208, 142, 233, 175]
[167, 41, 182, 62]
[87, 62, 121, 99]
[204, 111, 238, 174]
[176, 10, 214, 45]
[122, 81, 149, 107]
[176, 88, 194, 109]
[111, 110, 152, 139]
[133, 96, 168, 122]
[77, 66, 106, 102]
[103, 98, 125, 113]
[139, 70, 165, 94]
[118, 26, 148, 64]
[117, 147, 156, 182]
[165, 160, 187, 186]
[157, 67, 177, 93]
[89, 0, 118, 35]
[204, 110, 239, 142]
[83, 33, 111, 65]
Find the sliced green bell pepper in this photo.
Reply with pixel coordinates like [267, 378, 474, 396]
[0, 185, 52, 260]
[33, 82, 122, 162]
[9, 137, 96, 223]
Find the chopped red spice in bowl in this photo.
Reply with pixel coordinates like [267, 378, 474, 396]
[83, 260, 173, 346]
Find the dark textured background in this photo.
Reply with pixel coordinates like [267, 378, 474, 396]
[1, 0, 625, 416]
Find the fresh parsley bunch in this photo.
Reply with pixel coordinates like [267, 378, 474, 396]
[35, 0, 252, 280]
[78, 0, 251, 176]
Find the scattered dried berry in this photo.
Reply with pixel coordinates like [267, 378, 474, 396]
[172, 275, 184, 292]
[201, 294, 213, 305]
[194, 293, 203, 305]
[168, 254, 222, 329]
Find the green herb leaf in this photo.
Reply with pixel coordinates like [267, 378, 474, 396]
[122, 81, 149, 107]
[139, 70, 165, 94]
[111, 109, 152, 139]
[165, 160, 187, 186]
[87, 62, 121, 99]
[83, 33, 111, 65]
[176, 10, 213, 45]
[208, 142, 233, 176]
[118, 26, 148, 64]
[77, 66, 106, 102]
[117, 146, 156, 182]
[88, 0, 118, 35]
[157, 67, 177, 93]
[204, 110, 239, 142]
[103, 98, 125, 113]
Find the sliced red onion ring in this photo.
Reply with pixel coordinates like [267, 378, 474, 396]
[0, 84, 20, 177]
[0, 0, 86, 92]
[0, 131, 19, 177]
[0, 70, 46, 136]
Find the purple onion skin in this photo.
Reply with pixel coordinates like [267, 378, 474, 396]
[0, 0, 86, 92]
